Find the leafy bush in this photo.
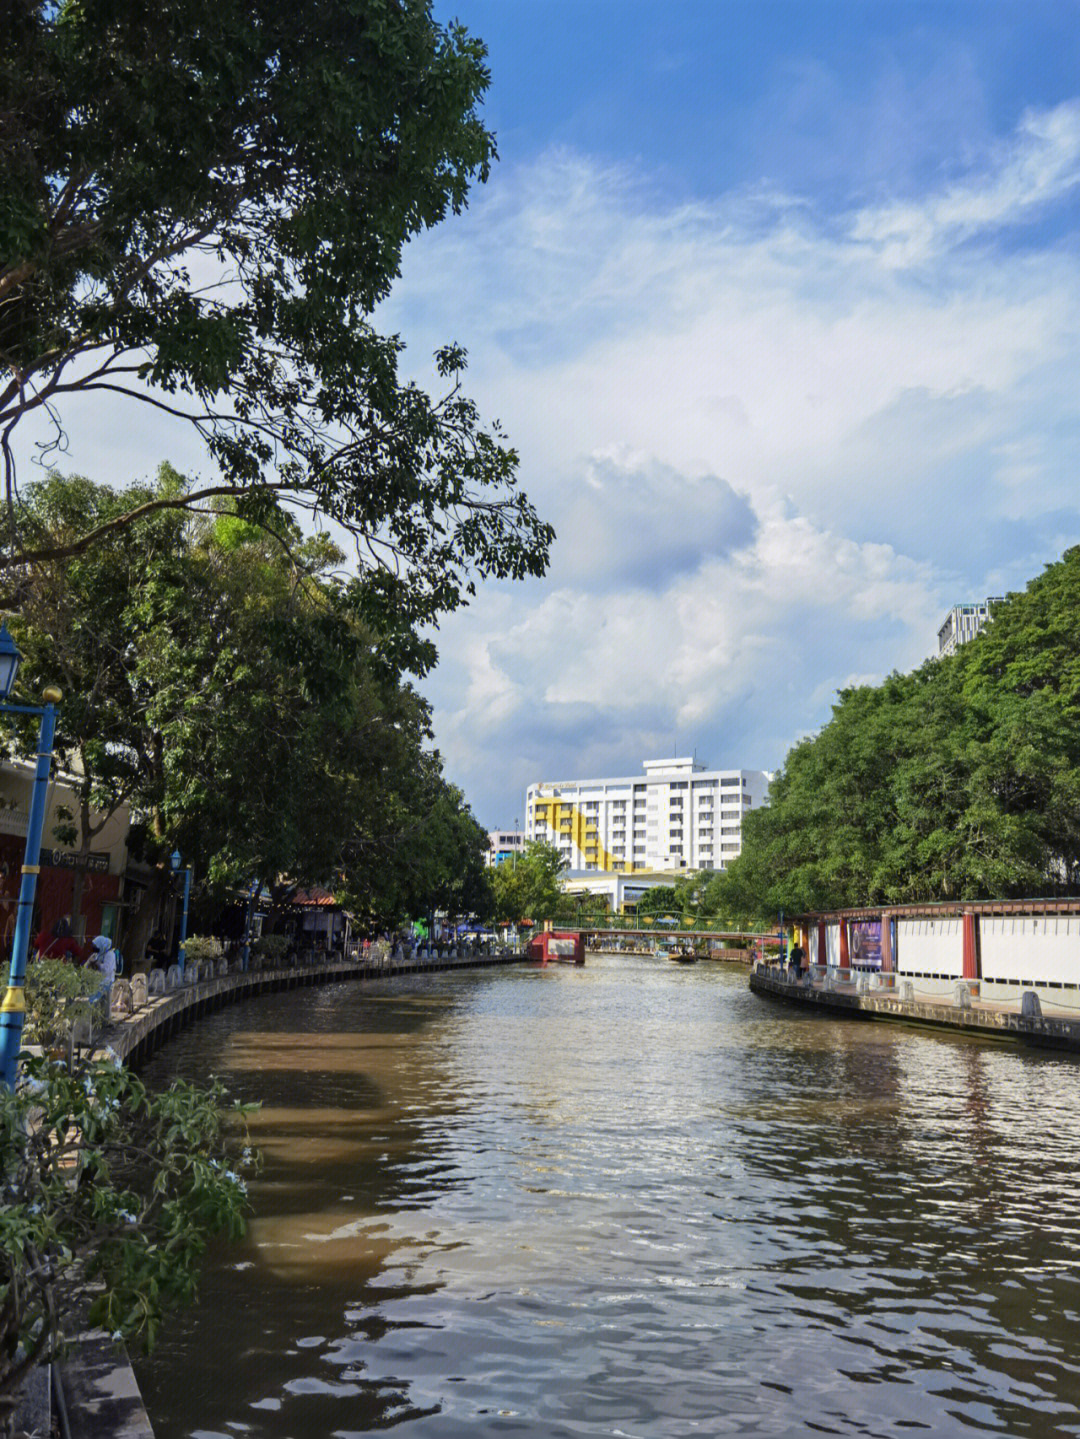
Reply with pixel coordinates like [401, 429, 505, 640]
[1, 959, 103, 1052]
[255, 934, 290, 964]
[181, 935, 221, 965]
[0, 1053, 256, 1424]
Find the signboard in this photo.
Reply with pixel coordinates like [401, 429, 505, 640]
[38, 848, 110, 874]
[849, 920, 882, 970]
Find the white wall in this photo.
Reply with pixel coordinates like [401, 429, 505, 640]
[825, 924, 840, 968]
[895, 918, 963, 979]
[980, 915, 1080, 987]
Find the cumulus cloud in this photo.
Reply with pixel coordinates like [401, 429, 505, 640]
[22, 94, 1080, 827]
[388, 100, 1080, 823]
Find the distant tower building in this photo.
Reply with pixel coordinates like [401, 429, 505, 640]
[937, 598, 1003, 657]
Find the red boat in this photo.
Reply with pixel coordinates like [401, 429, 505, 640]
[525, 930, 586, 965]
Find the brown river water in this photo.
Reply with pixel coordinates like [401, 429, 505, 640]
[133, 954, 1080, 1439]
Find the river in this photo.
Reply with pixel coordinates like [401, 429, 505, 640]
[133, 953, 1080, 1438]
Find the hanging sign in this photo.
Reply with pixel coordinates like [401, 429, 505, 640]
[38, 848, 110, 874]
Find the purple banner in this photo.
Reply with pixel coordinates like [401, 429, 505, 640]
[849, 920, 882, 970]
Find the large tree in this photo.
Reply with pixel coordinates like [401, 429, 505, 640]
[718, 548, 1080, 918]
[488, 841, 564, 923]
[11, 466, 482, 957]
[0, 0, 551, 616]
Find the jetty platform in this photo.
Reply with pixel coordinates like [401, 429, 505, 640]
[750, 961, 1080, 1053]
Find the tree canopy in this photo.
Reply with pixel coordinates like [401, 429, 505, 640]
[10, 466, 492, 953]
[716, 549, 1080, 919]
[0, 0, 552, 619]
[488, 841, 564, 923]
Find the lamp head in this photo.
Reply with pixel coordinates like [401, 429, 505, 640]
[0, 625, 21, 701]
[171, 850, 181, 872]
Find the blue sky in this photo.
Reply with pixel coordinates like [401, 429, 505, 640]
[378, 0, 1080, 826]
[29, 2, 1080, 830]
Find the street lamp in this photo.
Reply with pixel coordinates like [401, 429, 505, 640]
[170, 849, 192, 976]
[0, 624, 21, 699]
[0, 625, 62, 1089]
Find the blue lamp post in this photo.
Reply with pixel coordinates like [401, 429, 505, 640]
[0, 624, 62, 1089]
[239, 879, 258, 972]
[171, 849, 192, 976]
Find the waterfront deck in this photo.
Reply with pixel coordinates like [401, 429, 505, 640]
[749, 962, 1080, 1052]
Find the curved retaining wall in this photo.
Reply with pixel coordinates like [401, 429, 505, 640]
[106, 951, 519, 1068]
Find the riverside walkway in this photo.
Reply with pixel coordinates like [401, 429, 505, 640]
[750, 960, 1080, 1053]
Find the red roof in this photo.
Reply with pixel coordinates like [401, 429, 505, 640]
[291, 887, 338, 908]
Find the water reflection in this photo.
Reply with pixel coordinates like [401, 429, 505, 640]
[135, 960, 1080, 1438]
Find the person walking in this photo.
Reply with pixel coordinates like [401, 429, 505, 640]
[88, 933, 119, 999]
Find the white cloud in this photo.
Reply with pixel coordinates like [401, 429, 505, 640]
[850, 100, 1080, 265]
[394, 101, 1080, 822]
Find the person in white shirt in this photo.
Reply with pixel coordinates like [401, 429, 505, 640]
[89, 934, 118, 992]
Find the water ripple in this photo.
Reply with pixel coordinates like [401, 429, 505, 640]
[136, 958, 1080, 1438]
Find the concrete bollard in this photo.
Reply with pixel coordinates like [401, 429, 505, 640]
[899, 980, 914, 1002]
[71, 1013, 96, 1049]
[111, 978, 133, 1017]
[953, 981, 972, 1010]
[1021, 989, 1043, 1019]
[165, 964, 182, 990]
[217, 957, 230, 976]
[131, 973, 148, 1008]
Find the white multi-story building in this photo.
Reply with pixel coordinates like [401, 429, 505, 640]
[937, 598, 1003, 657]
[525, 757, 771, 874]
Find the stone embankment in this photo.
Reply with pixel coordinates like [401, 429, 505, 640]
[750, 962, 1080, 1052]
[35, 946, 519, 1439]
[105, 947, 516, 1068]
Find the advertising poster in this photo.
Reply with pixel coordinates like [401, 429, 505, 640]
[849, 920, 882, 970]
